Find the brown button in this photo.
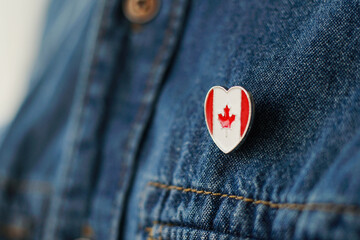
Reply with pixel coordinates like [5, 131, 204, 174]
[123, 0, 160, 24]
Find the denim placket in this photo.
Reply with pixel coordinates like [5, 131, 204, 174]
[109, 2, 189, 238]
[66, 0, 190, 239]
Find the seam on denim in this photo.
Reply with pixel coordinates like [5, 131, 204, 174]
[113, 0, 184, 239]
[146, 225, 158, 240]
[158, 224, 163, 240]
[145, 222, 166, 240]
[148, 182, 360, 215]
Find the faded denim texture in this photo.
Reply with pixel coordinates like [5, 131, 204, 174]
[0, 0, 360, 239]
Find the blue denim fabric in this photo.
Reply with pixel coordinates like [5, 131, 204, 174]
[0, 0, 360, 240]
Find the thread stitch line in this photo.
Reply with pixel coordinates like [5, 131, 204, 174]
[146, 222, 169, 240]
[148, 182, 360, 215]
[158, 224, 163, 240]
[146, 225, 159, 240]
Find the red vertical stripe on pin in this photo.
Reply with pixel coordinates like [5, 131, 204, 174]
[240, 90, 250, 137]
[206, 89, 214, 134]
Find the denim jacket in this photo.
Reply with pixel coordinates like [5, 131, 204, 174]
[0, 0, 360, 239]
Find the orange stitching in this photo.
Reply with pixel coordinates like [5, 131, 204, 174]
[148, 182, 360, 215]
[81, 224, 94, 238]
[152, 221, 175, 228]
[158, 224, 163, 240]
[146, 225, 156, 240]
[145, 221, 173, 240]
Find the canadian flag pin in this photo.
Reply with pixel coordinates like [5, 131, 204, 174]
[204, 86, 254, 154]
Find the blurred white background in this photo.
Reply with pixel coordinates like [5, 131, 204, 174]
[0, 1, 48, 127]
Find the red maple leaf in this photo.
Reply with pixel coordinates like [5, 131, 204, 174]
[218, 105, 235, 128]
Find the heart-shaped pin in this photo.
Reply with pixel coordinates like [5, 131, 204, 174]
[204, 86, 254, 153]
